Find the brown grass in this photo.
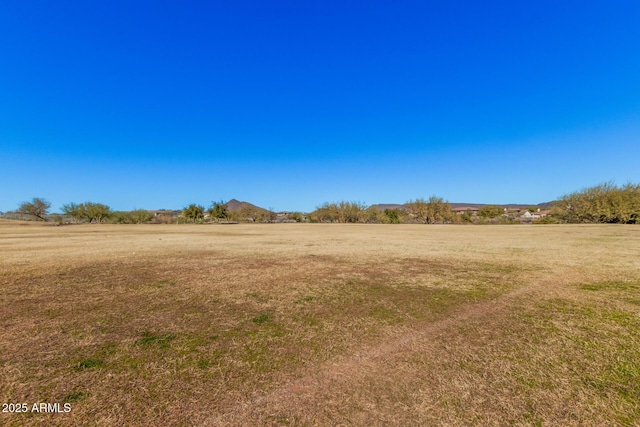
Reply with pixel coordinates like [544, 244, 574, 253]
[1, 223, 639, 426]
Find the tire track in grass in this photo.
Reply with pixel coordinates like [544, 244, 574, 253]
[203, 277, 558, 426]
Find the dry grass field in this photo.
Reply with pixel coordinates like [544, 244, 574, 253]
[1, 221, 639, 426]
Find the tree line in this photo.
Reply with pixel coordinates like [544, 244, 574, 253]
[542, 182, 640, 224]
[309, 197, 513, 224]
[180, 201, 229, 223]
[9, 182, 640, 225]
[310, 197, 455, 224]
[179, 201, 282, 223]
[11, 199, 276, 224]
[13, 199, 153, 224]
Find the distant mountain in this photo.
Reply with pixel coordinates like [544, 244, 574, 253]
[449, 202, 529, 209]
[369, 204, 408, 211]
[225, 199, 272, 214]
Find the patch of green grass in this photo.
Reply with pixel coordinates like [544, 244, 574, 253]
[521, 404, 545, 427]
[74, 358, 104, 370]
[252, 314, 270, 324]
[182, 334, 217, 352]
[603, 309, 633, 324]
[580, 280, 639, 292]
[294, 295, 316, 304]
[242, 340, 288, 375]
[136, 331, 176, 348]
[197, 359, 211, 370]
[64, 391, 86, 402]
[369, 305, 404, 325]
[153, 279, 177, 289]
[95, 342, 118, 357]
[302, 315, 320, 327]
[525, 297, 640, 423]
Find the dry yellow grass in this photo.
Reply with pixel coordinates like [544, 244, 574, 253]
[1, 223, 639, 426]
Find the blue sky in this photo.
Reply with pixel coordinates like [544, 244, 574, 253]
[2, 1, 639, 213]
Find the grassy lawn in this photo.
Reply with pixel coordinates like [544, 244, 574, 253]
[1, 222, 639, 425]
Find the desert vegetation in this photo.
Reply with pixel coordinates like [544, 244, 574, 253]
[17, 197, 51, 221]
[4, 182, 640, 225]
[109, 209, 155, 225]
[543, 182, 640, 224]
[1, 223, 639, 426]
[309, 197, 455, 224]
[61, 202, 113, 224]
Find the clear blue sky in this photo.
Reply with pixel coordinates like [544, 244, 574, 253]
[2, 1, 639, 213]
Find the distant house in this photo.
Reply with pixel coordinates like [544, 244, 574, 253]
[452, 207, 480, 215]
[520, 209, 550, 219]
